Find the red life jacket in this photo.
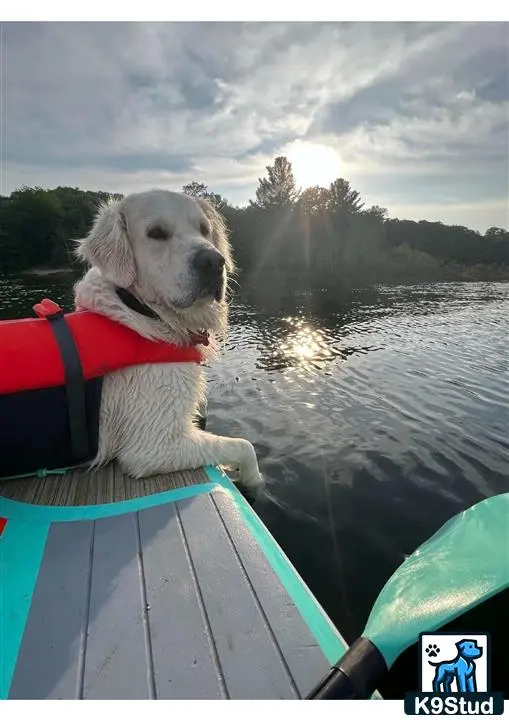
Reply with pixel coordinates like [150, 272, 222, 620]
[0, 299, 203, 480]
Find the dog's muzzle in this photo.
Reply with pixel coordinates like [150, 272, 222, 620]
[192, 248, 226, 301]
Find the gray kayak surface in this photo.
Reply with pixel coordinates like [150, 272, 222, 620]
[3, 472, 348, 700]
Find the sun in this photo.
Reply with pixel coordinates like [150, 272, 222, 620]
[287, 141, 341, 190]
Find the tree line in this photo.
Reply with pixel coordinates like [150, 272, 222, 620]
[0, 156, 507, 287]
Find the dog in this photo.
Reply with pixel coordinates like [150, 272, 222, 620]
[73, 189, 265, 500]
[429, 639, 483, 693]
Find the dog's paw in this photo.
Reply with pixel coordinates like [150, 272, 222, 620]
[425, 644, 440, 658]
[238, 473, 266, 504]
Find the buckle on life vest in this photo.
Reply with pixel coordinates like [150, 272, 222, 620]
[189, 330, 210, 347]
[33, 298, 64, 320]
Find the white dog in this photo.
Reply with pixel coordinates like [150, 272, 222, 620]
[74, 189, 264, 500]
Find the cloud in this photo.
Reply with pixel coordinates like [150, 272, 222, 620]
[2, 21, 508, 231]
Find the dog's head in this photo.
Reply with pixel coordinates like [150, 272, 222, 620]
[76, 189, 234, 314]
[456, 640, 483, 660]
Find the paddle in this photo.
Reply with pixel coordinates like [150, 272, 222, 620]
[307, 492, 509, 699]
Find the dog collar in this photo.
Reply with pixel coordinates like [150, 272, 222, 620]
[115, 288, 209, 347]
[115, 288, 160, 320]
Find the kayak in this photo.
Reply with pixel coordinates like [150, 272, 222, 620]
[0, 465, 353, 700]
[1, 465, 507, 700]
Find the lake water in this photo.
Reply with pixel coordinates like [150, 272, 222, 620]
[1, 273, 508, 697]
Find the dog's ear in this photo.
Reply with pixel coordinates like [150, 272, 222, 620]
[197, 198, 235, 275]
[75, 200, 136, 287]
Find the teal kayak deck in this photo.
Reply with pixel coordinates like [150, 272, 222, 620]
[0, 466, 348, 699]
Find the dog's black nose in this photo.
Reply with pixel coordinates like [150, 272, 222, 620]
[192, 248, 225, 278]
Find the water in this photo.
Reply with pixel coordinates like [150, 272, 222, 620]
[1, 273, 508, 696]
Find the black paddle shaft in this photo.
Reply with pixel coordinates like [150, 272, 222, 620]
[307, 637, 387, 699]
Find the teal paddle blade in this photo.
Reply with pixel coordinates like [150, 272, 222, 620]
[364, 492, 509, 669]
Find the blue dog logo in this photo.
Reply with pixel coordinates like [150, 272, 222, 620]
[428, 638, 483, 693]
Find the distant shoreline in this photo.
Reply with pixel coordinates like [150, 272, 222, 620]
[21, 267, 76, 277]
[15, 259, 509, 285]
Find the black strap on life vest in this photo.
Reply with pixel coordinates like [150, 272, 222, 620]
[42, 306, 90, 463]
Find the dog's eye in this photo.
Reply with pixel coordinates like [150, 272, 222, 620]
[147, 226, 169, 241]
[200, 222, 210, 237]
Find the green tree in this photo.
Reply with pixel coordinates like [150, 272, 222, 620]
[327, 178, 364, 214]
[0, 186, 121, 273]
[298, 185, 329, 215]
[485, 226, 507, 239]
[254, 156, 299, 209]
[0, 187, 62, 271]
[182, 181, 227, 210]
[364, 205, 388, 221]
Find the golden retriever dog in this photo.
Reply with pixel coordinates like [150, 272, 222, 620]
[74, 189, 265, 500]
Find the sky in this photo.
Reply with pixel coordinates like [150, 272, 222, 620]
[1, 21, 508, 232]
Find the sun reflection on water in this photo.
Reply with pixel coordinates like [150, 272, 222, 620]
[277, 317, 335, 366]
[253, 314, 371, 373]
